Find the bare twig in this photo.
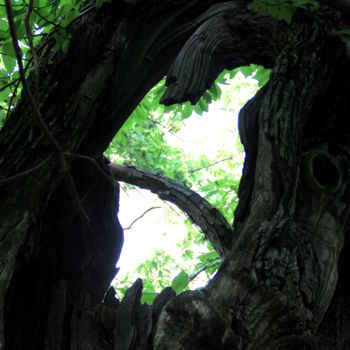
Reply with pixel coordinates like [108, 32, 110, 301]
[5, 59, 34, 119]
[65, 152, 116, 183]
[0, 78, 20, 92]
[188, 156, 236, 173]
[5, 0, 90, 227]
[0, 51, 30, 60]
[24, 0, 64, 29]
[25, 0, 40, 102]
[109, 163, 233, 257]
[123, 206, 161, 230]
[164, 201, 187, 220]
[147, 117, 198, 144]
[5, 0, 61, 151]
[0, 156, 51, 184]
[5, 76, 21, 120]
[187, 266, 209, 285]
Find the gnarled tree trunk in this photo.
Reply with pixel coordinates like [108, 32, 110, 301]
[0, 0, 349, 349]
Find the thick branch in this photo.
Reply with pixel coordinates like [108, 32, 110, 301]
[160, 2, 279, 105]
[109, 163, 233, 257]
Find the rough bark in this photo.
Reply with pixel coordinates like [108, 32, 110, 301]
[154, 9, 350, 350]
[109, 163, 233, 257]
[0, 1, 350, 350]
[0, 1, 234, 348]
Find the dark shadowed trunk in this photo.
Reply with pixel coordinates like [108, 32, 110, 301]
[0, 1, 350, 349]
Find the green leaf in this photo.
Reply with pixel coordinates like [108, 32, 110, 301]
[96, 0, 112, 9]
[141, 291, 159, 305]
[0, 86, 10, 100]
[0, 31, 8, 42]
[239, 66, 254, 78]
[2, 40, 16, 58]
[254, 67, 271, 87]
[12, 7, 27, 19]
[199, 99, 208, 113]
[208, 82, 220, 100]
[197, 250, 220, 263]
[171, 270, 189, 294]
[181, 103, 193, 119]
[252, 0, 296, 24]
[14, 20, 26, 40]
[0, 19, 8, 32]
[293, 0, 319, 10]
[337, 28, 350, 36]
[1, 54, 16, 74]
[61, 36, 71, 54]
[277, 4, 296, 24]
[194, 102, 204, 116]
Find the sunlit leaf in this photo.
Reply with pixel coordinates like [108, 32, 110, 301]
[1, 54, 16, 74]
[171, 270, 189, 294]
[141, 291, 159, 305]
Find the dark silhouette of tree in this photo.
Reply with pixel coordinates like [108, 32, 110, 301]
[0, 1, 350, 349]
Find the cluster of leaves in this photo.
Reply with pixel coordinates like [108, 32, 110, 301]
[252, 0, 319, 24]
[110, 66, 268, 304]
[107, 64, 269, 182]
[0, 0, 112, 128]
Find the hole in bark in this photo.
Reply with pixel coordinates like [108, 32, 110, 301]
[312, 154, 340, 190]
[108, 65, 268, 302]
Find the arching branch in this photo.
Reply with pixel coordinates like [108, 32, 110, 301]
[160, 2, 280, 105]
[109, 163, 233, 257]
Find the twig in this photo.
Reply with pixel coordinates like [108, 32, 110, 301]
[109, 163, 233, 257]
[187, 266, 209, 285]
[65, 152, 116, 183]
[23, 0, 64, 29]
[0, 78, 20, 92]
[5, 0, 61, 151]
[188, 156, 236, 173]
[5, 0, 90, 228]
[25, 0, 40, 103]
[5, 74, 21, 120]
[164, 201, 187, 220]
[147, 117, 198, 144]
[123, 206, 161, 230]
[0, 156, 51, 185]
[0, 51, 30, 60]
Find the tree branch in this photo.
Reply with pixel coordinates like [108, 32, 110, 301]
[123, 206, 161, 230]
[160, 3, 279, 105]
[188, 156, 237, 173]
[109, 163, 233, 257]
[25, 0, 40, 103]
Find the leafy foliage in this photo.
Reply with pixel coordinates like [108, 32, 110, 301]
[252, 0, 319, 23]
[0, 0, 109, 128]
[110, 66, 266, 303]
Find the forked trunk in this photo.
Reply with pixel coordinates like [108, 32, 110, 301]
[0, 1, 349, 349]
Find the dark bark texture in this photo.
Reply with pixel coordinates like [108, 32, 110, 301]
[0, 0, 350, 349]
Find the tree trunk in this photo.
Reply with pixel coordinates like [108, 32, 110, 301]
[0, 1, 350, 349]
